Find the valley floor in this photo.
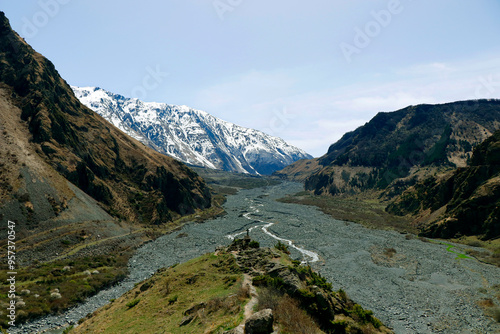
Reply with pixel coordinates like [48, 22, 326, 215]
[14, 182, 500, 334]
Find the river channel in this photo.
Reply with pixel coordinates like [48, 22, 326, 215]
[13, 182, 500, 333]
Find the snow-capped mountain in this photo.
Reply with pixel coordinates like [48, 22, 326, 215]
[72, 87, 312, 175]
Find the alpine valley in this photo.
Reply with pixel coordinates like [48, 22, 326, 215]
[72, 87, 312, 175]
[1, 7, 500, 334]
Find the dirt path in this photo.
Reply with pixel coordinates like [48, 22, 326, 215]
[232, 274, 258, 333]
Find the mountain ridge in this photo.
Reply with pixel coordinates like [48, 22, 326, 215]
[72, 86, 312, 175]
[275, 99, 500, 242]
[0, 12, 212, 229]
[282, 100, 500, 196]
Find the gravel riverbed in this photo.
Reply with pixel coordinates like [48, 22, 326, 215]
[13, 182, 500, 334]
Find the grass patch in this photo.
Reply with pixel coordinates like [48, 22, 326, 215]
[450, 235, 500, 267]
[442, 243, 472, 260]
[0, 253, 129, 328]
[71, 253, 247, 334]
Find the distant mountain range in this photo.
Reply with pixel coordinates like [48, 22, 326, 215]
[72, 87, 312, 175]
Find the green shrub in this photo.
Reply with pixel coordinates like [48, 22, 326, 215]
[140, 281, 152, 292]
[249, 240, 260, 248]
[62, 325, 74, 334]
[168, 295, 178, 305]
[126, 299, 140, 308]
[252, 275, 285, 290]
[274, 241, 290, 254]
[331, 320, 348, 332]
[295, 265, 332, 291]
[349, 304, 381, 328]
[337, 288, 347, 300]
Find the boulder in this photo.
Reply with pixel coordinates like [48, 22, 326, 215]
[244, 309, 274, 334]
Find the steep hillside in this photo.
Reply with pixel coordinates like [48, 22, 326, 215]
[72, 87, 312, 175]
[387, 130, 500, 240]
[70, 238, 392, 334]
[303, 101, 500, 196]
[0, 11, 211, 326]
[273, 158, 322, 182]
[0, 12, 211, 231]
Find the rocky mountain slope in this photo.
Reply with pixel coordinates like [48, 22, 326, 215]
[0, 12, 211, 235]
[0, 11, 212, 326]
[72, 86, 312, 175]
[280, 100, 500, 196]
[70, 238, 392, 334]
[387, 129, 500, 240]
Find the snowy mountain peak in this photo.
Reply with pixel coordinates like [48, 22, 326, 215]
[72, 86, 312, 175]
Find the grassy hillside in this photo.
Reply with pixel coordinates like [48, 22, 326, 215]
[70, 239, 392, 334]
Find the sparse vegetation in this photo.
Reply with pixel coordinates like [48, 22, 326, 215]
[273, 294, 322, 333]
[0, 254, 128, 328]
[278, 191, 414, 233]
[384, 248, 397, 258]
[275, 241, 291, 254]
[349, 304, 382, 328]
[253, 259, 385, 333]
[69, 241, 391, 334]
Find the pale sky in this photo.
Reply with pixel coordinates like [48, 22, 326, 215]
[3, 1, 500, 156]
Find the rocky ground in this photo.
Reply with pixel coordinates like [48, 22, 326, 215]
[12, 182, 500, 334]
